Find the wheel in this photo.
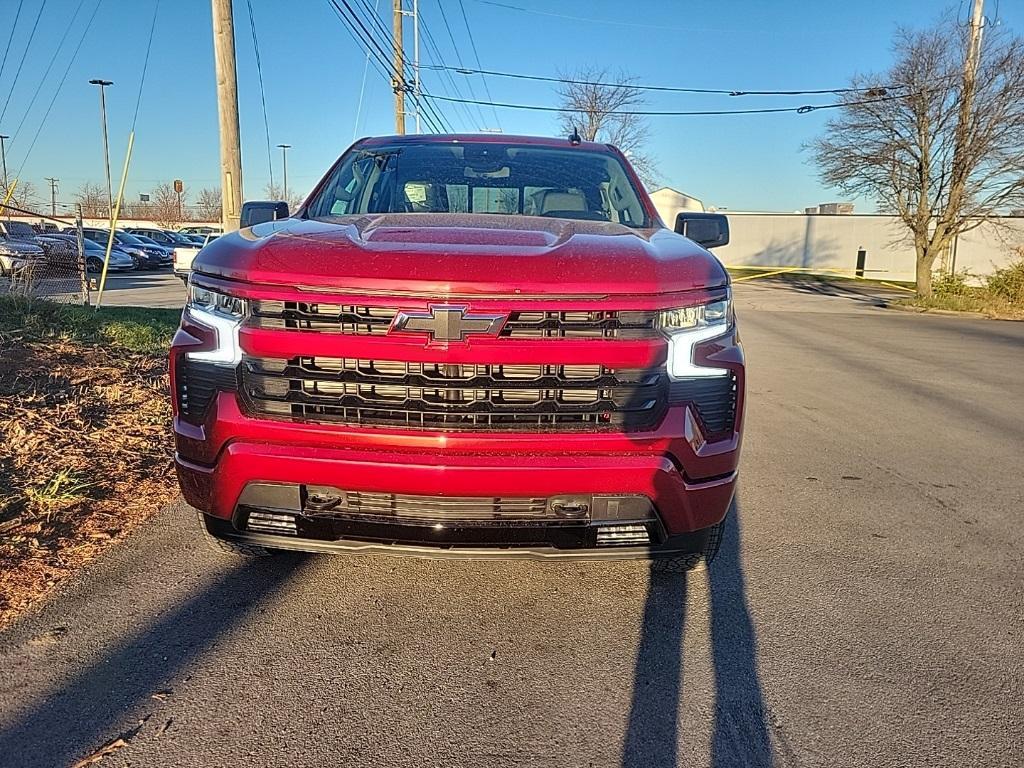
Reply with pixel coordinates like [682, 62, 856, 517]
[650, 517, 726, 573]
[199, 518, 275, 557]
[86, 258, 102, 274]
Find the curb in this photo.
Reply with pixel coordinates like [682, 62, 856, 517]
[884, 302, 1021, 321]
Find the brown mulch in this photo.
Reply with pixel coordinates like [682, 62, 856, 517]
[0, 338, 176, 630]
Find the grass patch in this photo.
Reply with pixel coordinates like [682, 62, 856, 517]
[0, 298, 177, 629]
[0, 296, 180, 354]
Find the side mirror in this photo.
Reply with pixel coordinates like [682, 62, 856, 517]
[240, 200, 290, 228]
[675, 212, 729, 249]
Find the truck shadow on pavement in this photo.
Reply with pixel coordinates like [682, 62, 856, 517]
[622, 499, 774, 767]
[0, 552, 307, 768]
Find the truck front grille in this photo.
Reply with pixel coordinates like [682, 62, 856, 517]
[249, 301, 659, 339]
[239, 356, 667, 431]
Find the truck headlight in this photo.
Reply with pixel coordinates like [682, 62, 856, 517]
[185, 283, 247, 365]
[658, 294, 731, 378]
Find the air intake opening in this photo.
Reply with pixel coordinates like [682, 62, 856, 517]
[595, 523, 651, 547]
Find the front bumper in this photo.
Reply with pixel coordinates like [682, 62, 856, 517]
[172, 296, 744, 558]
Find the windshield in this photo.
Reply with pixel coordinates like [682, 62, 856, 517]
[304, 142, 650, 228]
[5, 222, 37, 237]
[114, 232, 143, 245]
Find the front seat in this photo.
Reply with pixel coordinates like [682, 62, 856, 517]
[532, 189, 588, 216]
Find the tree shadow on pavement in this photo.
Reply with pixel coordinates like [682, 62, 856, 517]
[0, 553, 307, 768]
[622, 498, 773, 767]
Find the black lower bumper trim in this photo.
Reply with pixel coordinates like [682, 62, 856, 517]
[203, 514, 710, 562]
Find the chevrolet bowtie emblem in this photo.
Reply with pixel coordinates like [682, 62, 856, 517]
[392, 305, 507, 342]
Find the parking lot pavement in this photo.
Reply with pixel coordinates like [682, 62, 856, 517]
[89, 270, 187, 308]
[0, 283, 1021, 767]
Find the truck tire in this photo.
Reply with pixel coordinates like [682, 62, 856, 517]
[200, 525, 275, 557]
[651, 518, 725, 573]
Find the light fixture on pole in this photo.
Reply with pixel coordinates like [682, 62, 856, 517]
[88, 79, 115, 219]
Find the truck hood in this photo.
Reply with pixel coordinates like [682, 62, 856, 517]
[195, 214, 729, 297]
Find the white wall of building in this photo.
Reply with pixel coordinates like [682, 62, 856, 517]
[712, 213, 1024, 282]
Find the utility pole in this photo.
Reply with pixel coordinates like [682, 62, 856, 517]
[392, 0, 405, 134]
[0, 134, 8, 190]
[88, 79, 114, 220]
[45, 177, 59, 216]
[211, 0, 243, 231]
[413, 0, 420, 133]
[277, 143, 291, 202]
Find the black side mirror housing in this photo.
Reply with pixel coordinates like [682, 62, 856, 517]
[675, 212, 729, 249]
[240, 200, 290, 228]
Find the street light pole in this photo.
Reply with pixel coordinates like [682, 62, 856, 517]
[88, 79, 114, 220]
[0, 134, 9, 191]
[277, 143, 291, 202]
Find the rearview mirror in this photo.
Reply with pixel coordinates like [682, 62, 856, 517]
[675, 212, 729, 249]
[240, 200, 290, 228]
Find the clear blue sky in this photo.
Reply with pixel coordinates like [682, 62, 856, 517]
[1, 0, 1018, 213]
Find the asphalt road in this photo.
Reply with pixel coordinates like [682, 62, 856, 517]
[1, 280, 1022, 767]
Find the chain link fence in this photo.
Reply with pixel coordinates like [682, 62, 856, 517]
[1, 203, 90, 305]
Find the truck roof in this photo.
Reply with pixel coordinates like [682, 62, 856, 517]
[355, 133, 611, 151]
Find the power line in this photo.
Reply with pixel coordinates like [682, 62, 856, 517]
[351, 0, 455, 132]
[435, 0, 488, 129]
[130, 0, 161, 132]
[417, 12, 477, 130]
[0, 0, 26, 88]
[326, 0, 450, 133]
[471, 0, 732, 33]
[425, 92, 907, 117]
[418, 63, 904, 98]
[10, 0, 87, 144]
[13, 0, 104, 180]
[0, 0, 48, 125]
[455, 0, 500, 130]
[352, 0, 381, 139]
[245, 0, 274, 187]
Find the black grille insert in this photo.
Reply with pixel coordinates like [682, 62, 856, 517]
[240, 356, 667, 431]
[249, 301, 659, 339]
[175, 359, 238, 424]
[668, 374, 738, 434]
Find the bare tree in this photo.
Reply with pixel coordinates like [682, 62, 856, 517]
[811, 20, 1024, 296]
[1, 180, 40, 213]
[147, 182, 187, 228]
[263, 182, 305, 212]
[556, 67, 658, 188]
[194, 187, 222, 222]
[73, 182, 107, 219]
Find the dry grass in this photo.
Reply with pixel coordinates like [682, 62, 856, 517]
[0, 299, 180, 629]
[899, 258, 1024, 320]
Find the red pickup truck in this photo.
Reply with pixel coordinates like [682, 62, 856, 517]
[171, 133, 744, 571]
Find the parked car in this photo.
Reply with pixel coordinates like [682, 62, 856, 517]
[81, 229, 171, 269]
[171, 233, 215, 282]
[130, 233, 175, 259]
[0, 220, 76, 274]
[179, 225, 223, 236]
[43, 233, 135, 273]
[0, 236, 45, 277]
[173, 133, 743, 570]
[125, 228, 195, 248]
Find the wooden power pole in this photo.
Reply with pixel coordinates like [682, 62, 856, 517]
[211, 0, 243, 231]
[392, 0, 405, 134]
